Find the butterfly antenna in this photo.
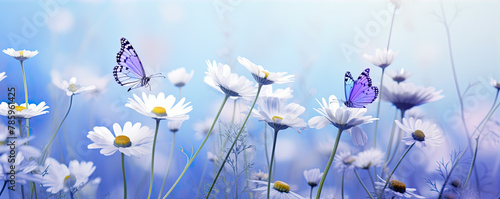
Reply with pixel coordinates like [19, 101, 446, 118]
[151, 72, 165, 78]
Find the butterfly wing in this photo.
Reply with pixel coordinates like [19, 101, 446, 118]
[344, 71, 354, 103]
[114, 37, 149, 91]
[346, 68, 379, 108]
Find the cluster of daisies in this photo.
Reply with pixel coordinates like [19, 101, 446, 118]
[1, 37, 499, 199]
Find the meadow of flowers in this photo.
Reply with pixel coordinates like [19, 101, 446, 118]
[0, 0, 499, 199]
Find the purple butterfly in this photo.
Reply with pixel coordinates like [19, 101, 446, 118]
[344, 68, 379, 108]
[113, 37, 163, 92]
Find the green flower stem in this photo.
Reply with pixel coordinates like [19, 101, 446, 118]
[316, 128, 343, 199]
[309, 186, 314, 199]
[195, 158, 209, 199]
[373, 68, 385, 149]
[380, 143, 415, 196]
[122, 153, 127, 199]
[147, 119, 161, 199]
[162, 95, 229, 199]
[354, 169, 374, 199]
[386, 109, 406, 166]
[206, 85, 263, 198]
[267, 128, 280, 199]
[264, 122, 270, 171]
[383, 109, 399, 164]
[367, 168, 375, 190]
[341, 170, 345, 199]
[158, 132, 176, 199]
[243, 149, 253, 199]
[464, 102, 500, 187]
[40, 94, 74, 164]
[20, 61, 30, 138]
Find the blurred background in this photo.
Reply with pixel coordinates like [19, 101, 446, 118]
[0, 0, 499, 198]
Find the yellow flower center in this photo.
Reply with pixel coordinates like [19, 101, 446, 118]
[64, 175, 70, 181]
[15, 106, 27, 112]
[18, 50, 23, 57]
[273, 181, 290, 193]
[272, 116, 283, 122]
[390, 180, 406, 193]
[261, 70, 270, 79]
[68, 84, 81, 92]
[412, 130, 425, 141]
[151, 106, 167, 117]
[114, 135, 132, 148]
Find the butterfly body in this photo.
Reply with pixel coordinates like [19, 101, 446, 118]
[113, 37, 163, 92]
[344, 68, 379, 108]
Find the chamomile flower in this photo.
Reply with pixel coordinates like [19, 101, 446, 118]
[167, 120, 184, 133]
[386, 68, 411, 83]
[308, 95, 377, 146]
[42, 158, 96, 194]
[52, 74, 96, 96]
[0, 101, 49, 119]
[363, 48, 398, 69]
[87, 122, 154, 157]
[0, 72, 6, 82]
[252, 170, 269, 181]
[250, 180, 306, 199]
[382, 82, 444, 112]
[251, 97, 307, 132]
[204, 60, 256, 101]
[3, 48, 38, 61]
[0, 152, 41, 184]
[491, 77, 500, 90]
[260, 85, 294, 100]
[395, 118, 443, 148]
[207, 151, 218, 163]
[125, 92, 192, 121]
[167, 67, 194, 87]
[334, 151, 356, 172]
[375, 177, 424, 198]
[303, 168, 323, 187]
[354, 148, 384, 169]
[238, 57, 294, 85]
[0, 127, 41, 159]
[194, 117, 218, 140]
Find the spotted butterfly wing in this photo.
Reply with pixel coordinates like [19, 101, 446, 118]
[344, 68, 379, 108]
[113, 37, 152, 92]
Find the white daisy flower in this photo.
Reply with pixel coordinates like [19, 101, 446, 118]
[167, 67, 194, 87]
[382, 82, 444, 112]
[125, 92, 192, 121]
[0, 127, 41, 159]
[303, 168, 323, 187]
[204, 60, 256, 101]
[260, 85, 294, 100]
[251, 97, 307, 132]
[334, 151, 356, 172]
[42, 158, 96, 194]
[308, 95, 377, 146]
[252, 170, 269, 181]
[395, 118, 443, 148]
[0, 72, 6, 82]
[386, 68, 411, 83]
[363, 48, 398, 69]
[194, 117, 218, 140]
[87, 122, 154, 157]
[207, 151, 218, 163]
[0, 152, 41, 184]
[238, 56, 294, 85]
[167, 120, 184, 133]
[354, 148, 384, 169]
[51, 73, 96, 96]
[0, 101, 49, 119]
[2, 48, 38, 61]
[491, 77, 500, 90]
[250, 180, 306, 199]
[375, 177, 424, 198]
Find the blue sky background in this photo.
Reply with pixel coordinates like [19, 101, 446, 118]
[0, 0, 499, 198]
